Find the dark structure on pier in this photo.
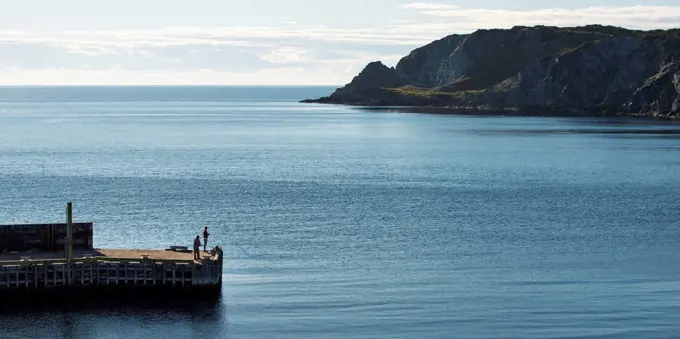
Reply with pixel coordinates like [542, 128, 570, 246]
[0, 203, 223, 295]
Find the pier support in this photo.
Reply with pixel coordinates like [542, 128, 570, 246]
[66, 202, 73, 285]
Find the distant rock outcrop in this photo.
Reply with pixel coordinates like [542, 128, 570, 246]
[302, 61, 404, 106]
[302, 25, 680, 119]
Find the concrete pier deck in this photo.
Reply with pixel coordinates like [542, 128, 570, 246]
[0, 247, 224, 293]
[0, 248, 216, 264]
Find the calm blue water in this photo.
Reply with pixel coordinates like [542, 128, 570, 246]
[1, 86, 680, 338]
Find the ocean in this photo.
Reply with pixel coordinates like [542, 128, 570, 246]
[1, 86, 679, 338]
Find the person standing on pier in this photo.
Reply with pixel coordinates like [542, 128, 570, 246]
[193, 235, 202, 260]
[203, 226, 210, 251]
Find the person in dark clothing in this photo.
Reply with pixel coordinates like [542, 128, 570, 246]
[203, 226, 210, 251]
[193, 235, 201, 260]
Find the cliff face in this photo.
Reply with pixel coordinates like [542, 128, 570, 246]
[433, 27, 603, 89]
[395, 34, 467, 87]
[478, 34, 680, 117]
[302, 25, 680, 119]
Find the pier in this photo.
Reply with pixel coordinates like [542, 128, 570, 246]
[0, 203, 223, 296]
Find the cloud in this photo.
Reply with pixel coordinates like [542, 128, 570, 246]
[258, 47, 312, 64]
[0, 48, 402, 85]
[0, 26, 432, 52]
[1, 6, 677, 54]
[0, 66, 354, 86]
[400, 3, 680, 29]
[1, 3, 679, 84]
[400, 3, 459, 10]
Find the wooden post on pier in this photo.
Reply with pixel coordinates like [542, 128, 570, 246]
[66, 202, 73, 285]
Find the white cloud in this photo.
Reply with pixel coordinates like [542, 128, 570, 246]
[0, 48, 402, 85]
[400, 3, 459, 10]
[1, 5, 677, 56]
[1, 4, 674, 56]
[258, 47, 311, 64]
[401, 3, 680, 29]
[0, 26, 431, 52]
[66, 46, 119, 56]
[0, 66, 353, 86]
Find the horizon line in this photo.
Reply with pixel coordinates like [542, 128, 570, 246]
[0, 84, 342, 88]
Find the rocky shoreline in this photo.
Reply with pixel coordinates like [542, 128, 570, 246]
[301, 25, 680, 120]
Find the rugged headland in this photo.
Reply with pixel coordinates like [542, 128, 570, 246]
[302, 25, 680, 119]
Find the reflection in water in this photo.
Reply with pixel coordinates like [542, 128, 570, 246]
[353, 106, 680, 139]
[0, 290, 225, 339]
[355, 106, 680, 124]
[560, 117, 680, 127]
[468, 128, 680, 138]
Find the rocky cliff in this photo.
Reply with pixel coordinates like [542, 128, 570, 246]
[302, 25, 680, 119]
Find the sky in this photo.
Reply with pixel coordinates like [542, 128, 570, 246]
[0, 0, 679, 85]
